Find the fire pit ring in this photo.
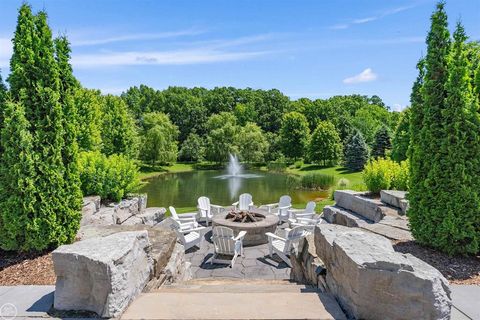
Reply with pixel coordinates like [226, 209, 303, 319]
[212, 208, 279, 246]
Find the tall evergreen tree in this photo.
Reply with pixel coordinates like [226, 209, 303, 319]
[3, 5, 81, 250]
[371, 125, 392, 158]
[343, 131, 369, 171]
[0, 102, 37, 250]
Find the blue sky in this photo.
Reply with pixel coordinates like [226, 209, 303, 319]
[0, 1, 479, 110]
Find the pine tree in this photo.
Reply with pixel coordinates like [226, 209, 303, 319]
[0, 102, 37, 250]
[344, 131, 369, 172]
[371, 126, 392, 158]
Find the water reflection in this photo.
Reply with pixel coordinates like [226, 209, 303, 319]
[139, 170, 328, 208]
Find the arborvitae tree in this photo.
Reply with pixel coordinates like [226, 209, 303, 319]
[54, 35, 82, 240]
[408, 1, 451, 252]
[308, 121, 342, 166]
[371, 125, 392, 158]
[0, 102, 37, 250]
[3, 5, 81, 250]
[343, 131, 369, 171]
[475, 64, 480, 101]
[279, 111, 310, 160]
[412, 22, 480, 255]
[101, 95, 139, 158]
[391, 108, 411, 162]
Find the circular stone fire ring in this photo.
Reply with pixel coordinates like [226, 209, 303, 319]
[212, 209, 279, 246]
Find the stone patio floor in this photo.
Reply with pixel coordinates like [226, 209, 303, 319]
[185, 226, 291, 280]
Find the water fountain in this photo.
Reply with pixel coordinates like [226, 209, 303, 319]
[227, 154, 242, 176]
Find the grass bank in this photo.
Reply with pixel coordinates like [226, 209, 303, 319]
[138, 163, 195, 180]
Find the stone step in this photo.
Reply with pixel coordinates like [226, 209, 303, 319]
[380, 190, 409, 214]
[159, 283, 319, 293]
[121, 291, 347, 320]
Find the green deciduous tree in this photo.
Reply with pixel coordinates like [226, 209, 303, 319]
[279, 112, 310, 160]
[140, 112, 179, 165]
[391, 108, 411, 162]
[205, 112, 239, 163]
[371, 125, 392, 159]
[237, 122, 269, 163]
[343, 131, 369, 172]
[74, 88, 102, 151]
[308, 121, 342, 166]
[179, 132, 205, 162]
[101, 94, 139, 158]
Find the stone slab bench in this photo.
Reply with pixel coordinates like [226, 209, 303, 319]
[380, 190, 409, 214]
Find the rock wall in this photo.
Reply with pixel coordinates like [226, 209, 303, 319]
[313, 224, 451, 320]
[289, 235, 326, 291]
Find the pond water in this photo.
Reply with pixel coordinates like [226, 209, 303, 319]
[139, 170, 329, 209]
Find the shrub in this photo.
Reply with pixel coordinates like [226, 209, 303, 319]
[294, 160, 304, 169]
[267, 155, 287, 172]
[78, 151, 140, 202]
[337, 178, 350, 188]
[300, 173, 335, 190]
[362, 158, 409, 194]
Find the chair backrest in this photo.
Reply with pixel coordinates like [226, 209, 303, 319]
[197, 196, 210, 217]
[212, 226, 236, 255]
[281, 225, 309, 254]
[170, 219, 186, 243]
[279, 195, 292, 207]
[238, 193, 253, 211]
[305, 201, 316, 214]
[169, 206, 179, 220]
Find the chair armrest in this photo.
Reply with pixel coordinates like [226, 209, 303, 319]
[177, 217, 197, 223]
[295, 213, 314, 218]
[232, 201, 239, 206]
[260, 203, 278, 208]
[210, 204, 224, 209]
[288, 208, 305, 214]
[179, 226, 206, 234]
[234, 230, 247, 241]
[278, 205, 292, 210]
[179, 212, 198, 218]
[265, 232, 286, 241]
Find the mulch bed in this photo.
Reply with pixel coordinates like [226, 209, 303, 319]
[0, 250, 56, 285]
[393, 241, 480, 285]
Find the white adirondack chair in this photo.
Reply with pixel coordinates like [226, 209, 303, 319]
[287, 201, 316, 224]
[197, 196, 225, 226]
[171, 219, 207, 251]
[211, 226, 247, 268]
[169, 206, 199, 230]
[261, 195, 292, 222]
[232, 193, 254, 211]
[265, 226, 311, 267]
[290, 214, 324, 232]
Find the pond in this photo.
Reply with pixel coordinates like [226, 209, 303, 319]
[139, 170, 329, 209]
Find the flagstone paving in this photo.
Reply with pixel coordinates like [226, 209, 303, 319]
[185, 227, 291, 280]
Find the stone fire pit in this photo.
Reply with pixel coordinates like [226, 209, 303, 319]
[212, 208, 279, 246]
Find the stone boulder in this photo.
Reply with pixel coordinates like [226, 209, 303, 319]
[334, 190, 385, 222]
[122, 207, 166, 226]
[290, 234, 326, 291]
[380, 190, 409, 214]
[53, 231, 153, 318]
[108, 194, 148, 224]
[315, 224, 451, 320]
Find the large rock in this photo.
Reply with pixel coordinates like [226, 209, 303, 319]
[334, 190, 385, 222]
[85, 207, 117, 227]
[290, 234, 326, 290]
[53, 231, 153, 318]
[109, 194, 148, 224]
[314, 224, 451, 320]
[380, 190, 409, 214]
[137, 207, 166, 226]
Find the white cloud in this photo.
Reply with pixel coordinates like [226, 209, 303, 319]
[330, 5, 416, 30]
[71, 28, 205, 46]
[392, 103, 407, 112]
[343, 68, 378, 84]
[72, 49, 269, 68]
[0, 37, 13, 68]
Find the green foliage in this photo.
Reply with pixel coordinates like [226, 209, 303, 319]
[352, 104, 393, 145]
[308, 121, 342, 166]
[234, 102, 257, 126]
[0, 102, 37, 251]
[78, 151, 140, 202]
[363, 158, 409, 194]
[101, 95, 139, 158]
[237, 122, 269, 163]
[267, 155, 287, 172]
[343, 131, 369, 171]
[391, 108, 411, 162]
[140, 112, 179, 165]
[371, 125, 392, 159]
[280, 112, 310, 160]
[74, 88, 102, 151]
[408, 3, 480, 255]
[3, 4, 81, 251]
[205, 112, 239, 162]
[300, 173, 335, 190]
[179, 132, 205, 162]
